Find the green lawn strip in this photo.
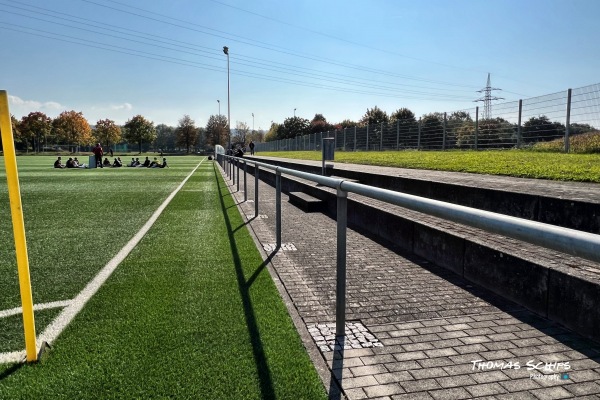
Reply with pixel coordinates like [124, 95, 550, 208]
[258, 150, 600, 182]
[0, 161, 326, 399]
[0, 156, 202, 350]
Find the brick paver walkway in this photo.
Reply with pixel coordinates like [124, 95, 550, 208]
[220, 161, 600, 399]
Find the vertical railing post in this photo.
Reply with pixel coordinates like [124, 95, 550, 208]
[275, 169, 282, 249]
[335, 187, 348, 338]
[475, 106, 479, 150]
[236, 158, 240, 192]
[443, 112, 447, 150]
[565, 88, 572, 153]
[517, 100, 523, 148]
[366, 124, 369, 151]
[254, 165, 259, 217]
[243, 161, 247, 202]
[232, 157, 235, 183]
[343, 128, 347, 151]
[353, 126, 357, 152]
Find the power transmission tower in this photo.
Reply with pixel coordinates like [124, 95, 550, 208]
[475, 73, 504, 120]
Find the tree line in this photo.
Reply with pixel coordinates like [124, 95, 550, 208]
[4, 110, 266, 154]
[264, 106, 597, 149]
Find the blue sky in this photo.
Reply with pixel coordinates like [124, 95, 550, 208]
[1, 0, 599, 131]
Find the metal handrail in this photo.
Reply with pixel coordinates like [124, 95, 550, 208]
[219, 154, 600, 336]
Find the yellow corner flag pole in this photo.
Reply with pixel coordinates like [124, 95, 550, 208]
[0, 90, 37, 362]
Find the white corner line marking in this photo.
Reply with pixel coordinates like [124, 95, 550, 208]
[0, 300, 73, 319]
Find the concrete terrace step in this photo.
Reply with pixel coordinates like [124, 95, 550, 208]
[239, 158, 600, 343]
[288, 191, 325, 213]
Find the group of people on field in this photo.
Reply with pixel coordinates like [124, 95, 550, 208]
[53, 143, 168, 169]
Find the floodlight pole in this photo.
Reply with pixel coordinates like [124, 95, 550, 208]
[223, 46, 231, 151]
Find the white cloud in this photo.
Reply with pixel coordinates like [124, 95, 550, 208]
[110, 103, 133, 111]
[8, 95, 63, 110]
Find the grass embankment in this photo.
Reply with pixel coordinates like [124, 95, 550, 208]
[258, 150, 600, 182]
[0, 157, 326, 399]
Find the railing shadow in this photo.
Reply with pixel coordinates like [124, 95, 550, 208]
[214, 164, 276, 400]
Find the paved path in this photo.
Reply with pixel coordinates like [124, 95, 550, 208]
[221, 162, 600, 399]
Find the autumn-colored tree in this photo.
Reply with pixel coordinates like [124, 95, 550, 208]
[52, 111, 92, 151]
[94, 119, 122, 150]
[123, 115, 156, 153]
[175, 114, 198, 153]
[19, 112, 52, 152]
[233, 121, 250, 145]
[310, 114, 333, 134]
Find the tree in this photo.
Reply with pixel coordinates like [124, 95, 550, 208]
[52, 110, 92, 151]
[390, 108, 418, 148]
[277, 116, 310, 139]
[233, 121, 250, 145]
[94, 119, 122, 150]
[338, 119, 357, 129]
[359, 106, 389, 127]
[310, 113, 333, 134]
[264, 123, 279, 142]
[155, 124, 176, 152]
[175, 114, 197, 153]
[246, 129, 265, 143]
[2, 114, 21, 151]
[523, 115, 565, 143]
[19, 112, 52, 152]
[419, 113, 444, 149]
[123, 115, 156, 153]
[205, 114, 227, 147]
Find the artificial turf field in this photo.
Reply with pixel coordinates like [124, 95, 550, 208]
[0, 156, 327, 399]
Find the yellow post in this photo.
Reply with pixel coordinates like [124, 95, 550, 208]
[0, 90, 37, 362]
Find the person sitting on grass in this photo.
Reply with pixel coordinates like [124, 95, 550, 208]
[160, 158, 168, 168]
[148, 157, 160, 168]
[113, 157, 122, 167]
[138, 157, 150, 167]
[65, 157, 75, 168]
[54, 157, 65, 169]
[73, 157, 87, 168]
[128, 158, 136, 167]
[103, 157, 111, 167]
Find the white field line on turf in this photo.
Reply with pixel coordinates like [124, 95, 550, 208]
[0, 159, 206, 365]
[0, 300, 73, 319]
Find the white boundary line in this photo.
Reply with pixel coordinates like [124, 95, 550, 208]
[0, 159, 206, 364]
[0, 300, 73, 319]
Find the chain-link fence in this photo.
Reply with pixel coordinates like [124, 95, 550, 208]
[256, 83, 600, 153]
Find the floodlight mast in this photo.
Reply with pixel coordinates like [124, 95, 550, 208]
[223, 46, 231, 150]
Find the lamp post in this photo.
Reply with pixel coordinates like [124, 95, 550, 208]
[217, 99, 220, 116]
[252, 113, 255, 133]
[294, 108, 297, 117]
[223, 46, 231, 150]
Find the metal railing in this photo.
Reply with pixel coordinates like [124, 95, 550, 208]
[218, 154, 600, 338]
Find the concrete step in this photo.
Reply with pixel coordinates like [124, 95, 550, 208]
[288, 191, 325, 213]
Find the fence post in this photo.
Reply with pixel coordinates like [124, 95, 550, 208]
[517, 100, 523, 148]
[335, 187, 348, 338]
[475, 106, 479, 150]
[380, 122, 383, 151]
[443, 112, 447, 150]
[353, 126, 357, 152]
[366, 124, 369, 151]
[276, 169, 282, 249]
[565, 88, 572, 153]
[254, 165, 259, 217]
[236, 158, 240, 192]
[343, 128, 347, 151]
[417, 118, 422, 149]
[396, 120, 400, 150]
